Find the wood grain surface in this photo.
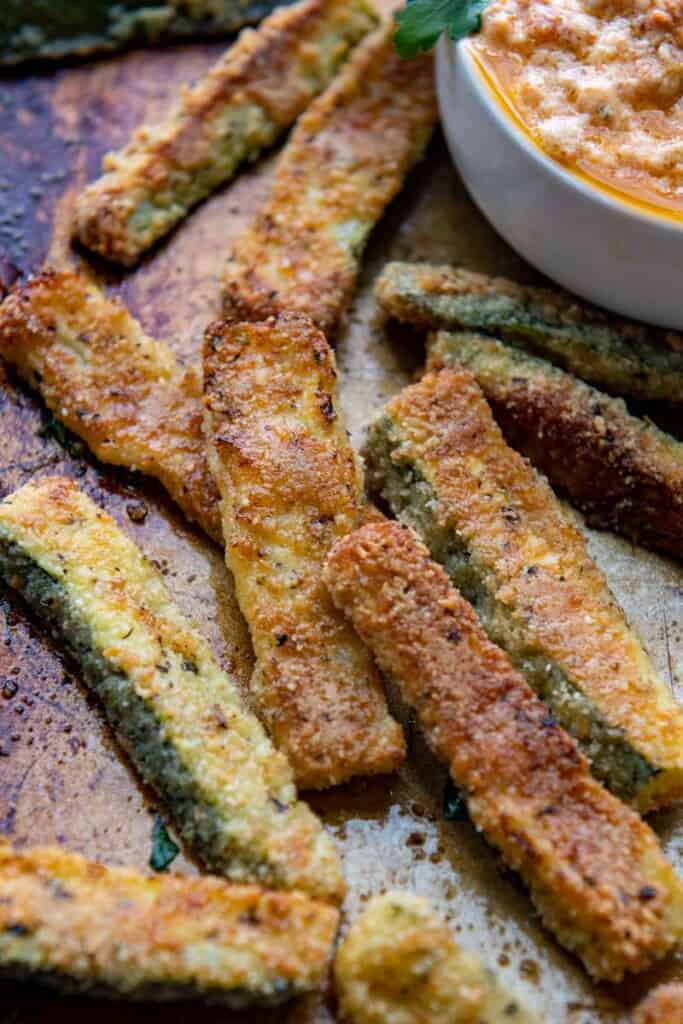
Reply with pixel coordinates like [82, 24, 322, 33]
[2, 7, 683, 1020]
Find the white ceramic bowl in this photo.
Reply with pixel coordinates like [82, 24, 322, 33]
[436, 35, 683, 330]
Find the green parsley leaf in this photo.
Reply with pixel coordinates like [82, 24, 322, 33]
[394, 0, 490, 58]
[149, 814, 180, 872]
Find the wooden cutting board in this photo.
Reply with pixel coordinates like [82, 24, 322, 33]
[2, 7, 683, 1020]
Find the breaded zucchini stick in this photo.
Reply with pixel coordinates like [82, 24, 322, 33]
[223, 25, 437, 336]
[375, 262, 683, 402]
[335, 891, 536, 1024]
[428, 331, 683, 563]
[364, 369, 683, 812]
[0, 269, 222, 543]
[0, 841, 338, 1006]
[325, 522, 683, 981]
[633, 984, 683, 1024]
[203, 314, 405, 789]
[0, 1, 299, 67]
[74, 0, 377, 266]
[0, 477, 344, 902]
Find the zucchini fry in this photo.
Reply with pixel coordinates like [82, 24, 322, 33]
[74, 0, 377, 266]
[633, 984, 683, 1024]
[428, 331, 683, 563]
[223, 25, 437, 336]
[0, 477, 345, 902]
[203, 314, 406, 789]
[375, 262, 683, 402]
[325, 522, 683, 981]
[0, 1, 300, 67]
[335, 891, 536, 1024]
[364, 369, 683, 812]
[0, 841, 338, 1005]
[0, 269, 222, 543]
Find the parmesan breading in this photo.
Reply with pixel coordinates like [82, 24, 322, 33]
[364, 368, 683, 812]
[203, 314, 405, 789]
[374, 261, 683, 402]
[223, 25, 438, 336]
[428, 330, 683, 563]
[633, 984, 683, 1024]
[335, 892, 536, 1024]
[0, 269, 221, 543]
[74, 0, 377, 266]
[0, 841, 338, 1005]
[325, 522, 683, 981]
[0, 477, 345, 903]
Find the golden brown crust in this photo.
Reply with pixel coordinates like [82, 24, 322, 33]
[325, 521, 683, 982]
[222, 25, 437, 336]
[375, 260, 680, 340]
[0, 269, 222, 543]
[0, 841, 339, 1003]
[374, 261, 683, 402]
[74, 0, 377, 266]
[371, 367, 683, 812]
[203, 313, 405, 789]
[0, 476, 346, 902]
[633, 984, 683, 1024]
[335, 891, 536, 1024]
[428, 330, 683, 563]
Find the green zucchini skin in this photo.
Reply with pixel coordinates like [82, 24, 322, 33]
[428, 330, 683, 564]
[366, 416, 656, 804]
[0, 477, 345, 903]
[0, 841, 339, 1005]
[0, 539, 239, 872]
[374, 262, 683, 403]
[0, 1, 292, 65]
[0, 959, 292, 1007]
[364, 369, 683, 812]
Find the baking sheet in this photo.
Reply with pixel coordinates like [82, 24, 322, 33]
[2, 8, 683, 1020]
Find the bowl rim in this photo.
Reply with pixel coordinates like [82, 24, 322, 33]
[446, 35, 683, 237]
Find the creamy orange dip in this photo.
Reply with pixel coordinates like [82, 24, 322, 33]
[473, 0, 683, 209]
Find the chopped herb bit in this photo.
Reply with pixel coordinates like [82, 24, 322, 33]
[443, 777, 469, 822]
[149, 814, 179, 872]
[37, 408, 84, 458]
[394, 0, 490, 58]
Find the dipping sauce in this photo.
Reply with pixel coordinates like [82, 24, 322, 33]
[473, 0, 683, 211]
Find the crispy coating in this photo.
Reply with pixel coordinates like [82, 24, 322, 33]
[375, 262, 683, 402]
[74, 0, 377, 266]
[335, 891, 536, 1024]
[223, 26, 437, 336]
[633, 984, 683, 1023]
[0, 0, 299, 66]
[203, 314, 405, 789]
[0, 841, 338, 1005]
[0, 269, 222, 543]
[428, 331, 683, 563]
[325, 522, 683, 982]
[0, 477, 345, 902]
[364, 368, 683, 812]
